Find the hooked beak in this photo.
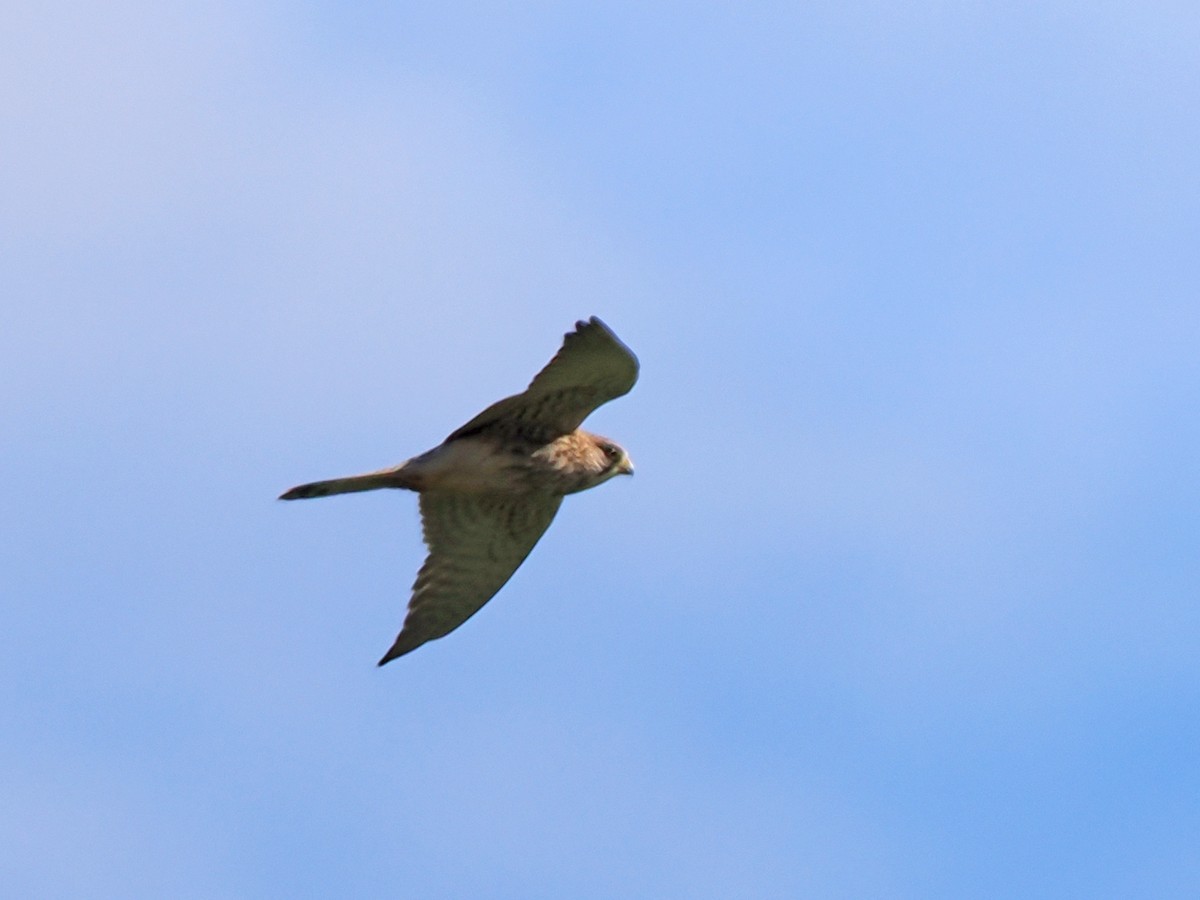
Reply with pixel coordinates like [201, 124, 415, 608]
[618, 454, 635, 477]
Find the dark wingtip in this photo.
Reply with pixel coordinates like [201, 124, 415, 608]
[377, 642, 403, 667]
[377, 633, 426, 666]
[581, 316, 628, 349]
[377, 650, 403, 667]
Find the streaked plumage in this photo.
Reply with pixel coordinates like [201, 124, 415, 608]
[280, 317, 638, 665]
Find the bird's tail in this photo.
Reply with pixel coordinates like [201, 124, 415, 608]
[278, 465, 413, 501]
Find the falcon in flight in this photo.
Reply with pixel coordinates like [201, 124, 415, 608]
[280, 317, 638, 665]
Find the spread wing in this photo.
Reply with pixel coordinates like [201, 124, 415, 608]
[446, 316, 639, 445]
[377, 492, 563, 664]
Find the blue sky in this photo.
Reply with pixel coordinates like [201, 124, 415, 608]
[4, 2, 1198, 896]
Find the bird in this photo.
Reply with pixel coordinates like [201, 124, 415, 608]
[279, 316, 638, 665]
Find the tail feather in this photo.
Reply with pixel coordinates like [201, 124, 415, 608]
[279, 467, 410, 500]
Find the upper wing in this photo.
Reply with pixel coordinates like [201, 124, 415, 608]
[445, 317, 639, 444]
[377, 492, 563, 664]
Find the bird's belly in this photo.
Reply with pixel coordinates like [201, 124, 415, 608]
[405, 439, 537, 493]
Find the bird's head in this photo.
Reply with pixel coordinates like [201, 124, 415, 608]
[545, 431, 634, 494]
[593, 436, 634, 481]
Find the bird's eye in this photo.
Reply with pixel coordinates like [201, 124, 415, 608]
[603, 444, 619, 458]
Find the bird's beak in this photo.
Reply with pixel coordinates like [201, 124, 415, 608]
[618, 455, 634, 476]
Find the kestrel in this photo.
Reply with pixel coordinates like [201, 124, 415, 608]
[280, 317, 638, 665]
